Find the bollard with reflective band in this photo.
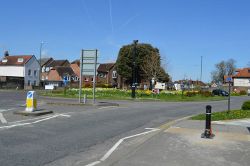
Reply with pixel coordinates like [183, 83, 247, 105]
[25, 91, 37, 112]
[201, 105, 215, 139]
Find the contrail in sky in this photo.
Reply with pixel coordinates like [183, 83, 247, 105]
[109, 0, 114, 34]
[117, 14, 139, 32]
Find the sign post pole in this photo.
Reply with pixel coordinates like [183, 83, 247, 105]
[93, 49, 98, 104]
[79, 50, 83, 103]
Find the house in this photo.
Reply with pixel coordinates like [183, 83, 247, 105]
[46, 66, 78, 87]
[0, 51, 40, 88]
[232, 68, 250, 87]
[41, 59, 70, 86]
[97, 63, 117, 86]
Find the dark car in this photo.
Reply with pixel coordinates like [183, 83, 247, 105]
[212, 89, 229, 96]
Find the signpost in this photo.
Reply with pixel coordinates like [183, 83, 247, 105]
[226, 77, 233, 112]
[79, 49, 99, 104]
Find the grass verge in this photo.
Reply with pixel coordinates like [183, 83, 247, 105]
[191, 109, 250, 121]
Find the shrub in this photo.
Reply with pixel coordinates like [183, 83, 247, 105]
[200, 91, 212, 97]
[241, 100, 250, 110]
[239, 90, 247, 95]
[185, 91, 196, 97]
[84, 83, 92, 88]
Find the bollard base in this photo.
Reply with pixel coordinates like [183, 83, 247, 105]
[14, 110, 53, 116]
[201, 132, 215, 139]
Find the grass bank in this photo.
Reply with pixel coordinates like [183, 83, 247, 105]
[39, 88, 226, 102]
[191, 109, 250, 121]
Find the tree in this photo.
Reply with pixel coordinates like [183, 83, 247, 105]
[211, 59, 236, 84]
[115, 43, 169, 84]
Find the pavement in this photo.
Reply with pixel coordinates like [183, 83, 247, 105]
[99, 118, 250, 166]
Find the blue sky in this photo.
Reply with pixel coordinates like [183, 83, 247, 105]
[0, 0, 249, 82]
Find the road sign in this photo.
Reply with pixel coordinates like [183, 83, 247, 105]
[226, 77, 232, 82]
[81, 50, 100, 76]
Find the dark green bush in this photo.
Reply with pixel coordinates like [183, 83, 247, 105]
[239, 90, 247, 95]
[241, 100, 250, 110]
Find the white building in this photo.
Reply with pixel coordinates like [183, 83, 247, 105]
[233, 68, 250, 87]
[0, 52, 40, 88]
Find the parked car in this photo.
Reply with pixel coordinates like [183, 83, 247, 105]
[212, 89, 229, 96]
[248, 89, 250, 96]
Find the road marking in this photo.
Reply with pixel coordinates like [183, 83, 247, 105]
[97, 106, 118, 110]
[0, 113, 7, 124]
[85, 128, 160, 166]
[0, 114, 70, 130]
[85, 161, 101, 166]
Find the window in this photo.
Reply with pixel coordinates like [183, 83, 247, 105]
[34, 70, 37, 77]
[28, 80, 31, 86]
[17, 58, 23, 62]
[84, 77, 89, 82]
[34, 81, 36, 86]
[248, 70, 250, 73]
[45, 67, 50, 72]
[45, 76, 48, 80]
[28, 69, 31, 76]
[42, 76, 44, 80]
[112, 71, 117, 78]
[2, 59, 7, 63]
[42, 67, 45, 72]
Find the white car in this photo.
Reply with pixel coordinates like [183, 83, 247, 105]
[248, 89, 250, 96]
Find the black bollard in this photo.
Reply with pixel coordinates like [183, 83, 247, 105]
[201, 105, 215, 139]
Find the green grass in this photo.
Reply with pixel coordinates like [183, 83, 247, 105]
[39, 88, 226, 102]
[191, 109, 250, 121]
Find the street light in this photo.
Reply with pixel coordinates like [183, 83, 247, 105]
[131, 40, 138, 98]
[39, 41, 45, 86]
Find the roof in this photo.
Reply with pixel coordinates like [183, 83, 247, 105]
[97, 63, 115, 73]
[53, 66, 76, 77]
[233, 68, 250, 78]
[0, 55, 33, 66]
[47, 60, 69, 67]
[40, 57, 53, 67]
[71, 59, 80, 66]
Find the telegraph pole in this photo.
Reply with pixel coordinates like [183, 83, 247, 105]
[131, 40, 138, 98]
[200, 56, 203, 81]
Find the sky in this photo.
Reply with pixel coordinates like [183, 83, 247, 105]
[0, 0, 250, 82]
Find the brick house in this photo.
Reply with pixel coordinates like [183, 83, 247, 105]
[97, 63, 117, 86]
[0, 51, 40, 88]
[46, 66, 78, 87]
[41, 59, 70, 86]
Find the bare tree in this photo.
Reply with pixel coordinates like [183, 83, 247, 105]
[211, 59, 236, 84]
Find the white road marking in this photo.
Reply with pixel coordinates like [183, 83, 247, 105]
[97, 106, 118, 110]
[84, 128, 160, 166]
[85, 161, 101, 166]
[0, 114, 70, 130]
[0, 113, 7, 124]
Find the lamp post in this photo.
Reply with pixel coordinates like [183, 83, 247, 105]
[39, 42, 45, 86]
[131, 40, 138, 98]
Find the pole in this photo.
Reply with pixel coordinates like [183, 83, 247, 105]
[228, 82, 231, 112]
[201, 105, 215, 139]
[79, 50, 83, 103]
[131, 40, 138, 98]
[93, 49, 98, 104]
[200, 56, 203, 81]
[39, 42, 44, 87]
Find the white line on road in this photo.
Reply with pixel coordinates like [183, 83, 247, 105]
[97, 106, 118, 110]
[85, 128, 160, 166]
[0, 114, 70, 130]
[85, 161, 101, 166]
[0, 113, 7, 124]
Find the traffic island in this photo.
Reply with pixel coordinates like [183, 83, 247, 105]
[13, 109, 53, 116]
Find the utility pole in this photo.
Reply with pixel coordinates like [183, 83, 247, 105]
[200, 56, 203, 81]
[131, 40, 138, 98]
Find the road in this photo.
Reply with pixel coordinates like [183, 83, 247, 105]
[0, 90, 249, 166]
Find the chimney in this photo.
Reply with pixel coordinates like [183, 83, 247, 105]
[4, 51, 9, 57]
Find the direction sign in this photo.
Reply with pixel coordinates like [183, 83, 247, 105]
[226, 77, 232, 83]
[81, 50, 99, 76]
